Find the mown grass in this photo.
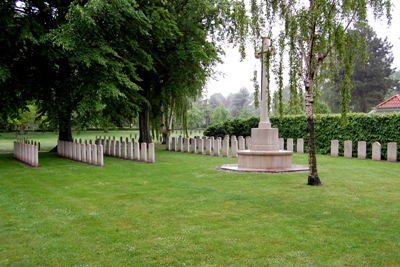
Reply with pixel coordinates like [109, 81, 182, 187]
[0, 131, 139, 152]
[0, 138, 399, 266]
[0, 130, 204, 152]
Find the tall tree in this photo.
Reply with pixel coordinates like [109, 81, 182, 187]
[245, 0, 392, 185]
[210, 105, 231, 125]
[135, 0, 238, 143]
[0, 0, 80, 140]
[208, 93, 227, 110]
[53, 0, 152, 133]
[0, 0, 74, 139]
[230, 87, 251, 117]
[187, 102, 205, 129]
[321, 25, 397, 112]
[386, 70, 400, 98]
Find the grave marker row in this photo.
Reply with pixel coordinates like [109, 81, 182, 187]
[331, 140, 398, 162]
[166, 136, 305, 157]
[96, 137, 155, 163]
[13, 140, 39, 167]
[58, 140, 104, 166]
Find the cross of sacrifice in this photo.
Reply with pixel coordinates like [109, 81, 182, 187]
[255, 37, 271, 129]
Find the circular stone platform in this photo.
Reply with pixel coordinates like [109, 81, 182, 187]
[219, 164, 309, 173]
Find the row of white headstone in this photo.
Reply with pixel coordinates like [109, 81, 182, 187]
[13, 140, 39, 167]
[58, 140, 104, 166]
[331, 140, 398, 162]
[166, 136, 305, 156]
[96, 137, 155, 163]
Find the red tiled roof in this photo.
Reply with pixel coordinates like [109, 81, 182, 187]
[376, 94, 400, 108]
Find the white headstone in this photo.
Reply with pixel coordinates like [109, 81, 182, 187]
[110, 140, 115, 156]
[134, 142, 140, 161]
[171, 137, 176, 151]
[77, 143, 82, 161]
[33, 145, 39, 167]
[238, 136, 245, 150]
[73, 142, 77, 160]
[178, 136, 183, 152]
[245, 136, 251, 149]
[214, 139, 220, 157]
[121, 141, 126, 158]
[231, 139, 238, 158]
[92, 144, 97, 165]
[297, 138, 304, 154]
[206, 139, 212, 155]
[87, 144, 92, 163]
[279, 138, 284, 150]
[387, 142, 397, 162]
[222, 138, 229, 157]
[357, 141, 367, 159]
[128, 141, 133, 160]
[372, 142, 381, 161]
[97, 145, 104, 166]
[115, 141, 120, 158]
[141, 143, 147, 162]
[148, 143, 155, 163]
[287, 138, 294, 152]
[344, 140, 352, 158]
[191, 138, 197, 154]
[197, 138, 204, 155]
[331, 140, 339, 157]
[184, 138, 190, 153]
[81, 144, 87, 163]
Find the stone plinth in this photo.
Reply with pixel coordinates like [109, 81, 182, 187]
[221, 127, 308, 173]
[237, 150, 293, 170]
[248, 128, 279, 151]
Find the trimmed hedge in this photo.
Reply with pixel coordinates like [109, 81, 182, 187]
[204, 113, 400, 159]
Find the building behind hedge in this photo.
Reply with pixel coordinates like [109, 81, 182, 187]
[370, 94, 400, 113]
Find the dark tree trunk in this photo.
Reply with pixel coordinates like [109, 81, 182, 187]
[361, 93, 368, 113]
[50, 108, 73, 152]
[58, 127, 73, 142]
[305, 79, 323, 186]
[139, 104, 151, 144]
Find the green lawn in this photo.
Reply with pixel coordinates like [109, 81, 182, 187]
[0, 131, 140, 152]
[0, 130, 204, 152]
[0, 134, 399, 266]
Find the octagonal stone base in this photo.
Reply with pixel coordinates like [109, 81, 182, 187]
[238, 149, 293, 169]
[220, 149, 308, 173]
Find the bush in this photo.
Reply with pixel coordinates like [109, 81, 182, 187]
[204, 113, 400, 159]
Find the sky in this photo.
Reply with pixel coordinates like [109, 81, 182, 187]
[205, 3, 400, 97]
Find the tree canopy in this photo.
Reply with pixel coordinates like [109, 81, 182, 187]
[0, 0, 245, 143]
[321, 25, 398, 113]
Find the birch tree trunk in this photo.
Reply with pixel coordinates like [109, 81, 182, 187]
[167, 100, 175, 138]
[160, 104, 167, 144]
[305, 78, 322, 186]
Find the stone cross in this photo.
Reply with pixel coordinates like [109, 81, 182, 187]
[255, 37, 271, 129]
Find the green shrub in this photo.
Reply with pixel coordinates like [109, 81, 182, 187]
[204, 113, 400, 159]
